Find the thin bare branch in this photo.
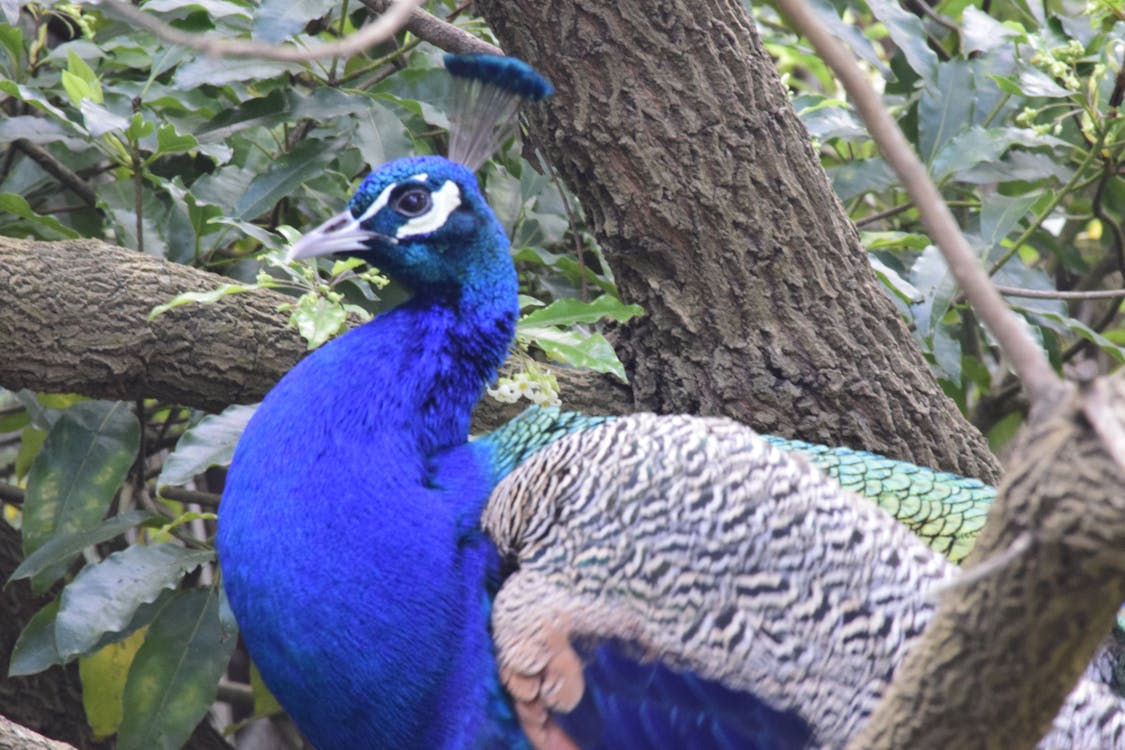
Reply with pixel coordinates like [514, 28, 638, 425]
[359, 0, 502, 55]
[12, 139, 97, 207]
[93, 0, 423, 62]
[775, 0, 1062, 405]
[996, 285, 1125, 300]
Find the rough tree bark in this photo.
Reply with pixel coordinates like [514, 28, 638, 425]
[0, 236, 630, 421]
[0, 238, 307, 414]
[476, 0, 999, 482]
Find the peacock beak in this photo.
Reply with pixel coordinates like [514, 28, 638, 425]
[287, 210, 396, 261]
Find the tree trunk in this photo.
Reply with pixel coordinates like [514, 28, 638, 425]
[475, 0, 1000, 482]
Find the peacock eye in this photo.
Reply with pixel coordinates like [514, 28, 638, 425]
[392, 187, 432, 218]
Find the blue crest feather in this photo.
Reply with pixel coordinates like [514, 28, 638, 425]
[444, 54, 553, 171]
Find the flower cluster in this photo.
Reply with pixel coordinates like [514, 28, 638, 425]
[487, 369, 560, 407]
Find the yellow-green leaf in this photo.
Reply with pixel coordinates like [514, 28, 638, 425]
[249, 662, 284, 718]
[79, 628, 148, 738]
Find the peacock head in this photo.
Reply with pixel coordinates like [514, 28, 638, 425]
[287, 54, 552, 298]
[287, 155, 507, 295]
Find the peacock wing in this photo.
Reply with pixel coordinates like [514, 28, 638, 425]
[482, 413, 955, 749]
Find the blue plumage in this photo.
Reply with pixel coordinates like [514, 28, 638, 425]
[219, 153, 527, 748]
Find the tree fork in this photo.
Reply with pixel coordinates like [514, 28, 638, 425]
[475, 0, 1000, 482]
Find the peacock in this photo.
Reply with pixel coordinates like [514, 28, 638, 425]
[217, 55, 1124, 749]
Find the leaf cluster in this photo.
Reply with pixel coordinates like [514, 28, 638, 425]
[757, 0, 1125, 447]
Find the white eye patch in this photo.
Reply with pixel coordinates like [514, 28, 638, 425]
[355, 182, 396, 224]
[396, 180, 462, 239]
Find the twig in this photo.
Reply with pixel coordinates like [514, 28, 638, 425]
[217, 680, 256, 713]
[12, 139, 97, 207]
[929, 532, 1031, 597]
[775, 0, 1062, 405]
[159, 486, 222, 509]
[995, 285, 1125, 300]
[359, 0, 502, 55]
[93, 0, 423, 62]
[905, 0, 959, 34]
[0, 481, 25, 505]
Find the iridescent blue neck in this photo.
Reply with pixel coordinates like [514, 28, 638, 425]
[219, 258, 522, 748]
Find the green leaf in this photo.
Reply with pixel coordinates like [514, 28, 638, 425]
[919, 61, 973, 164]
[234, 137, 338, 220]
[0, 81, 79, 130]
[157, 404, 257, 488]
[0, 193, 81, 239]
[0, 116, 83, 146]
[0, 23, 23, 69]
[353, 98, 413, 165]
[143, 0, 251, 19]
[80, 100, 129, 137]
[117, 587, 238, 750]
[9, 510, 159, 583]
[862, 231, 932, 251]
[931, 323, 962, 384]
[866, 0, 937, 81]
[154, 124, 197, 157]
[22, 401, 141, 591]
[1020, 307, 1125, 364]
[194, 89, 295, 142]
[827, 158, 897, 201]
[291, 293, 347, 349]
[148, 283, 259, 319]
[932, 126, 1068, 183]
[520, 327, 628, 381]
[988, 74, 1025, 96]
[329, 257, 366, 276]
[15, 426, 46, 480]
[962, 7, 1021, 54]
[249, 661, 284, 717]
[8, 597, 62, 677]
[55, 545, 214, 659]
[254, 0, 338, 43]
[124, 113, 154, 141]
[63, 50, 103, 104]
[1018, 67, 1073, 98]
[518, 295, 643, 329]
[869, 256, 920, 304]
[980, 193, 1040, 260]
[175, 56, 303, 89]
[909, 245, 956, 342]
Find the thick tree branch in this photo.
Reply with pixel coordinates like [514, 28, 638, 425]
[359, 0, 503, 55]
[763, 2, 1125, 746]
[0, 237, 307, 412]
[849, 377, 1125, 749]
[0, 716, 77, 750]
[0, 237, 628, 422]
